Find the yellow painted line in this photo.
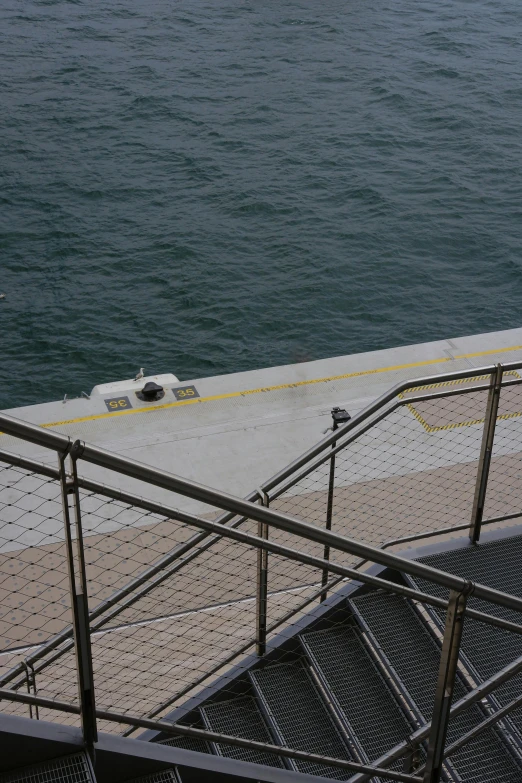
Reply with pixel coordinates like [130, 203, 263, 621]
[455, 345, 522, 359]
[406, 409, 522, 435]
[30, 356, 461, 430]
[4, 343, 522, 433]
[401, 371, 522, 433]
[401, 370, 520, 396]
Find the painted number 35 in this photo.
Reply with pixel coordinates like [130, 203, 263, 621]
[104, 396, 132, 412]
[173, 385, 200, 401]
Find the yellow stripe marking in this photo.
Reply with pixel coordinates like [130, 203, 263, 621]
[455, 345, 522, 359]
[400, 371, 522, 433]
[5, 343, 522, 432]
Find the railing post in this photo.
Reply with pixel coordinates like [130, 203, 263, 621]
[423, 583, 473, 783]
[256, 488, 269, 656]
[23, 663, 39, 720]
[403, 742, 421, 774]
[321, 407, 351, 602]
[59, 445, 97, 760]
[469, 364, 503, 544]
[23, 663, 33, 720]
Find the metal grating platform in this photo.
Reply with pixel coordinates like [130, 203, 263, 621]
[412, 535, 522, 739]
[250, 662, 353, 779]
[352, 591, 522, 782]
[0, 754, 93, 783]
[201, 696, 284, 768]
[301, 623, 416, 773]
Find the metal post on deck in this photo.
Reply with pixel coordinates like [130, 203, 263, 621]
[469, 364, 503, 544]
[423, 583, 473, 783]
[59, 445, 97, 760]
[256, 488, 269, 656]
[321, 407, 351, 602]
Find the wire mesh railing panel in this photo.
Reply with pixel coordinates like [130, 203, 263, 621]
[4, 364, 522, 778]
[271, 379, 496, 553]
[89, 574, 258, 717]
[484, 379, 522, 523]
[0, 452, 82, 723]
[70, 479, 317, 721]
[76, 489, 201, 612]
[0, 461, 69, 651]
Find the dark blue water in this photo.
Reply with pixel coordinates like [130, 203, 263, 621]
[2, 0, 522, 408]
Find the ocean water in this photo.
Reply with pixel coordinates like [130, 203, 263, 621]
[1, 0, 522, 409]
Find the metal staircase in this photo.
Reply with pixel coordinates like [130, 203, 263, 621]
[0, 753, 181, 783]
[145, 532, 522, 783]
[3, 362, 522, 782]
[0, 754, 97, 783]
[301, 623, 415, 774]
[351, 590, 522, 782]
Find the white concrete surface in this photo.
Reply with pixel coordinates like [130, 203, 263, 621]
[1, 326, 522, 515]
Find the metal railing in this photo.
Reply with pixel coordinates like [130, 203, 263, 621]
[2, 361, 522, 781]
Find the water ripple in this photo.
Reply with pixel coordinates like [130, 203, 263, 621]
[1, 0, 522, 406]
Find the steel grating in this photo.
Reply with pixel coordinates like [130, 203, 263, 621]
[250, 662, 353, 779]
[124, 771, 179, 783]
[352, 591, 522, 782]
[412, 534, 522, 739]
[0, 754, 93, 783]
[301, 623, 418, 779]
[201, 696, 284, 768]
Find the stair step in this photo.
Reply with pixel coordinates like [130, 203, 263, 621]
[301, 624, 415, 768]
[250, 661, 354, 779]
[201, 695, 285, 768]
[412, 537, 522, 725]
[352, 590, 522, 782]
[0, 753, 93, 783]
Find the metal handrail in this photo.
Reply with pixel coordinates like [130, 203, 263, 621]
[380, 511, 522, 551]
[0, 398, 519, 683]
[1, 361, 521, 618]
[2, 363, 522, 690]
[2, 360, 522, 778]
[267, 376, 522, 502]
[3, 469, 522, 704]
[0, 686, 422, 783]
[72, 438, 522, 614]
[205, 361, 522, 536]
[2, 439, 522, 689]
[255, 360, 522, 495]
[4, 660, 522, 783]
[7, 477, 522, 691]
[2, 359, 521, 527]
[441, 691, 522, 763]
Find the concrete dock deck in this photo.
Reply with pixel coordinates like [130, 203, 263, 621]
[3, 326, 522, 505]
